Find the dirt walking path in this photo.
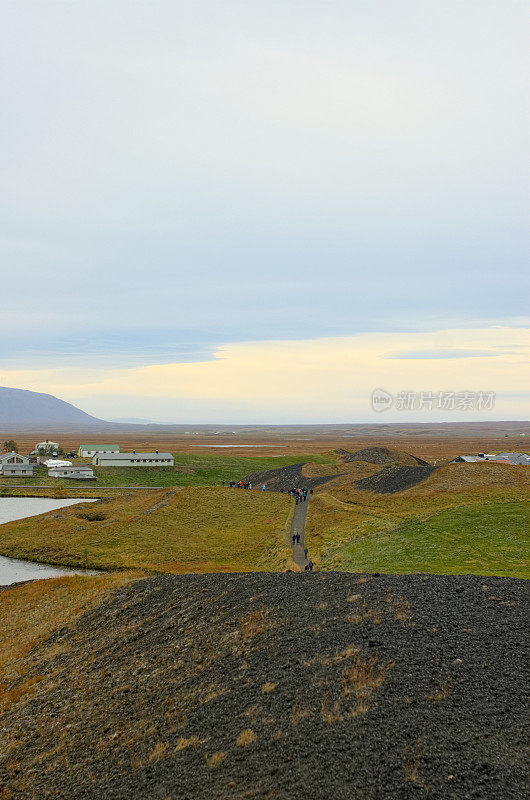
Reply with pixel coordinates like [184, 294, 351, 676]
[289, 498, 309, 570]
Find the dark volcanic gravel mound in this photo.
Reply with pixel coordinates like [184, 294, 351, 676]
[355, 465, 435, 493]
[1, 572, 527, 800]
[343, 447, 431, 466]
[241, 461, 335, 491]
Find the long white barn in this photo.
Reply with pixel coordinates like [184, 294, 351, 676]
[92, 452, 174, 467]
[79, 444, 120, 458]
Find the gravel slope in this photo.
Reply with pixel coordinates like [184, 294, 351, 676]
[354, 465, 436, 493]
[241, 462, 336, 491]
[341, 447, 431, 466]
[1, 572, 527, 800]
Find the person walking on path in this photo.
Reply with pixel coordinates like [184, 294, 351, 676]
[304, 547, 308, 558]
[308, 560, 314, 572]
[296, 533, 300, 544]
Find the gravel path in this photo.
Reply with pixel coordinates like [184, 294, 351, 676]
[1, 572, 527, 800]
[289, 497, 309, 569]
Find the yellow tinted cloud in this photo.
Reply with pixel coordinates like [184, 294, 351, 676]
[3, 326, 529, 418]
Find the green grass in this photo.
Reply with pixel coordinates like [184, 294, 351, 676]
[0, 452, 335, 490]
[0, 487, 292, 573]
[335, 501, 530, 578]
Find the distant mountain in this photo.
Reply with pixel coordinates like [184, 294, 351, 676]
[0, 386, 109, 431]
[1, 385, 528, 436]
[109, 417, 159, 424]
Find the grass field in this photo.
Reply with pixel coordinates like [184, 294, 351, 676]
[335, 501, 529, 577]
[0, 573, 137, 711]
[0, 487, 292, 573]
[306, 462, 529, 578]
[0, 451, 335, 491]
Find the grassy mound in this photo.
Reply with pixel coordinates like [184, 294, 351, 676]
[306, 462, 529, 576]
[0, 572, 527, 799]
[0, 488, 291, 573]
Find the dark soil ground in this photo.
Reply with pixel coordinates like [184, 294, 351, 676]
[341, 447, 431, 467]
[354, 466, 436, 494]
[1, 572, 527, 800]
[241, 462, 336, 491]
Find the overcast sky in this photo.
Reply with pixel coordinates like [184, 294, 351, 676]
[1, 1, 528, 421]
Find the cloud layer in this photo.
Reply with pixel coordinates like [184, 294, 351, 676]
[3, 326, 528, 423]
[0, 2, 527, 420]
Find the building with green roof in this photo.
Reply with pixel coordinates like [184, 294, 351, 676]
[78, 444, 120, 458]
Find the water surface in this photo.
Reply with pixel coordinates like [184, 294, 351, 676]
[0, 497, 97, 585]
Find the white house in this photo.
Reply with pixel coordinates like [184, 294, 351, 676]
[451, 452, 530, 465]
[493, 452, 530, 465]
[78, 444, 120, 458]
[92, 451, 174, 467]
[32, 440, 60, 455]
[48, 465, 96, 480]
[0, 451, 30, 466]
[0, 452, 33, 477]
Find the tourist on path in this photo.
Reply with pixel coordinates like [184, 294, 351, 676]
[304, 547, 308, 558]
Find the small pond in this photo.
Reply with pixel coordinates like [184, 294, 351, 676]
[0, 497, 98, 586]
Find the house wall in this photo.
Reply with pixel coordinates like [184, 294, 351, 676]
[1, 465, 34, 476]
[79, 447, 119, 457]
[49, 468, 94, 478]
[93, 456, 174, 467]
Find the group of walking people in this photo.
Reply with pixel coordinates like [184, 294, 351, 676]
[222, 481, 267, 490]
[284, 486, 312, 504]
[290, 529, 314, 572]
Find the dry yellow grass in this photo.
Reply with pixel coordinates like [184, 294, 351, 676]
[239, 607, 270, 639]
[236, 728, 256, 746]
[341, 653, 393, 700]
[206, 751, 227, 768]
[0, 573, 137, 710]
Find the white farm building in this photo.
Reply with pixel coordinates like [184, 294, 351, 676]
[32, 440, 60, 455]
[92, 452, 174, 467]
[0, 452, 33, 477]
[78, 444, 120, 458]
[48, 465, 96, 480]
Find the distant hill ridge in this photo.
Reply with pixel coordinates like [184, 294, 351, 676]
[1, 385, 529, 434]
[0, 386, 107, 431]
